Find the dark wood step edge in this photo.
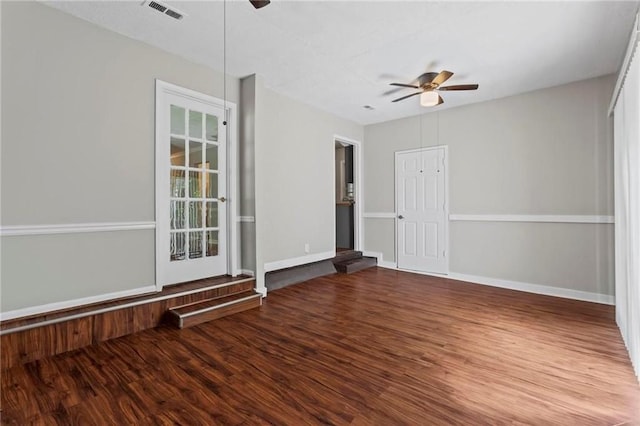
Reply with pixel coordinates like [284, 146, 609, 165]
[169, 293, 262, 328]
[0, 277, 257, 336]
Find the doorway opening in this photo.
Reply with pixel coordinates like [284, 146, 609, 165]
[333, 136, 362, 253]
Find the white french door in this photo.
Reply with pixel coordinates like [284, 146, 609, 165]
[156, 82, 228, 287]
[395, 147, 448, 274]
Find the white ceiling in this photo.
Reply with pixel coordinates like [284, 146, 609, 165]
[44, 0, 639, 125]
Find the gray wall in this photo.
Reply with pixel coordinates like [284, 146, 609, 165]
[250, 80, 363, 290]
[1, 2, 240, 312]
[363, 75, 615, 296]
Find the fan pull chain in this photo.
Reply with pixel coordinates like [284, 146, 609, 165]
[222, 0, 227, 126]
[419, 114, 424, 173]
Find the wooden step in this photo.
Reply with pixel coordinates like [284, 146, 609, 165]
[334, 256, 377, 274]
[167, 291, 262, 329]
[1, 275, 256, 370]
[332, 250, 363, 262]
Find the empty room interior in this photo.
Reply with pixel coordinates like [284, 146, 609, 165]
[2, 0, 640, 424]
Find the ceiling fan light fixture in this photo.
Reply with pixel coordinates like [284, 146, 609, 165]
[420, 91, 440, 107]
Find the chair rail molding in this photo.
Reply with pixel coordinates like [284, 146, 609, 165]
[363, 212, 396, 219]
[0, 221, 156, 237]
[448, 214, 614, 224]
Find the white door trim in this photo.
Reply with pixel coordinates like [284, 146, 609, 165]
[394, 145, 450, 274]
[155, 80, 239, 290]
[333, 135, 363, 251]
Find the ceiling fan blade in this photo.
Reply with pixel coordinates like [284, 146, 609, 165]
[390, 83, 420, 89]
[392, 92, 423, 102]
[250, 0, 270, 9]
[438, 84, 479, 91]
[432, 70, 453, 86]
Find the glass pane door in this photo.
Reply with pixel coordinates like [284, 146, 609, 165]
[158, 87, 227, 286]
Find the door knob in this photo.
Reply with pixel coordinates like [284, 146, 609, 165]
[219, 197, 227, 203]
[398, 215, 404, 219]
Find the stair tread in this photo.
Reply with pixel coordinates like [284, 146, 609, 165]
[332, 250, 363, 261]
[334, 256, 377, 266]
[171, 291, 259, 316]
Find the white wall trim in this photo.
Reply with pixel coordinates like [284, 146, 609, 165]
[370, 259, 614, 305]
[0, 285, 157, 321]
[0, 221, 156, 237]
[264, 250, 336, 273]
[448, 214, 614, 224]
[239, 269, 255, 277]
[363, 212, 396, 219]
[609, 13, 639, 115]
[363, 250, 397, 269]
[237, 216, 255, 223]
[449, 273, 614, 305]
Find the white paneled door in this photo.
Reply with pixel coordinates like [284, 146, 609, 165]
[395, 147, 448, 274]
[156, 82, 228, 287]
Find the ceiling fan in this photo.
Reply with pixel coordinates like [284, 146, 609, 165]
[390, 71, 478, 106]
[250, 0, 270, 9]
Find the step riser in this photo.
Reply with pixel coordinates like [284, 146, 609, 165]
[334, 258, 377, 274]
[172, 296, 262, 328]
[332, 251, 363, 262]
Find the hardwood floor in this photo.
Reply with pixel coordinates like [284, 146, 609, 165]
[2, 268, 639, 425]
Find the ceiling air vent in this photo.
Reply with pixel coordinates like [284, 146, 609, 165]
[145, 1, 185, 21]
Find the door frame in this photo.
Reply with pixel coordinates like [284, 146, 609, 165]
[333, 135, 363, 251]
[394, 145, 450, 274]
[155, 79, 239, 290]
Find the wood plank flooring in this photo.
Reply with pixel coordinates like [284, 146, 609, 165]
[2, 268, 639, 425]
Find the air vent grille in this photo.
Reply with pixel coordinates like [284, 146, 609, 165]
[145, 1, 185, 21]
[165, 9, 183, 20]
[148, 1, 167, 13]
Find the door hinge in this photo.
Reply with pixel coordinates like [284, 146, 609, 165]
[443, 250, 446, 257]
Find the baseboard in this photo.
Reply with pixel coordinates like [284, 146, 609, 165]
[364, 254, 614, 305]
[448, 273, 614, 305]
[0, 285, 157, 321]
[377, 260, 398, 269]
[239, 269, 255, 277]
[263, 250, 336, 273]
[363, 251, 396, 269]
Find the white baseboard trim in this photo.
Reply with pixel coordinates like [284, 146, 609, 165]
[378, 260, 398, 269]
[448, 273, 614, 305]
[0, 221, 156, 237]
[449, 214, 614, 224]
[0, 285, 157, 321]
[363, 251, 397, 269]
[239, 269, 255, 277]
[363, 252, 614, 305]
[264, 250, 336, 273]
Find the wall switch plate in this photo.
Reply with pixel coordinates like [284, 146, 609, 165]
[304, 243, 310, 253]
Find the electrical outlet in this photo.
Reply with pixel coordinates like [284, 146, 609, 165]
[304, 243, 310, 253]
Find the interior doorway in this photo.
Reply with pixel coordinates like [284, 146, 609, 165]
[334, 136, 362, 253]
[395, 146, 449, 274]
